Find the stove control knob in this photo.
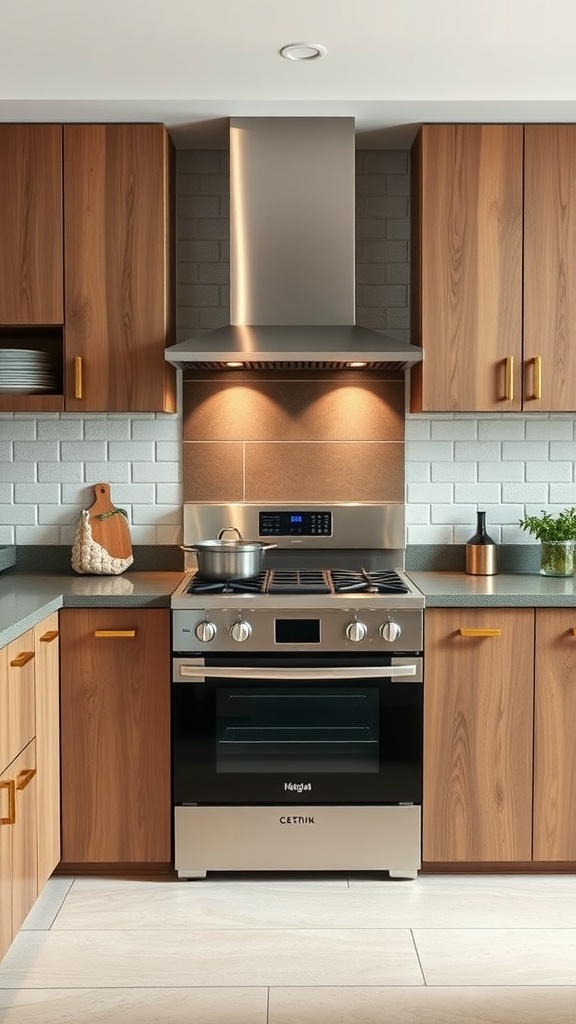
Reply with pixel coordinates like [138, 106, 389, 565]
[195, 620, 217, 643]
[380, 620, 402, 642]
[230, 620, 253, 643]
[346, 620, 368, 642]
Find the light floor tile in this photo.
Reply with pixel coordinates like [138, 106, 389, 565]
[20, 876, 74, 931]
[268, 985, 576, 1024]
[51, 874, 576, 931]
[0, 987, 268, 1024]
[0, 927, 423, 988]
[414, 928, 576, 986]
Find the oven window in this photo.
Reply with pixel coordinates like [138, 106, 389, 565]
[215, 686, 379, 774]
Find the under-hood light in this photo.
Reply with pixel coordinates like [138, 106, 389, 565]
[347, 361, 368, 368]
[225, 361, 244, 368]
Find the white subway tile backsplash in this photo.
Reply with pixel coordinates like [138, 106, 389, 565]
[405, 441, 454, 462]
[0, 419, 36, 440]
[0, 443, 12, 460]
[431, 504, 478, 525]
[549, 441, 576, 460]
[430, 419, 477, 440]
[525, 418, 574, 440]
[407, 482, 454, 503]
[502, 440, 550, 461]
[0, 462, 35, 482]
[37, 419, 84, 440]
[0, 484, 12, 503]
[406, 462, 430, 483]
[84, 462, 131, 483]
[16, 525, 61, 545]
[502, 482, 549, 503]
[131, 462, 181, 483]
[155, 441, 181, 462]
[477, 418, 526, 440]
[60, 441, 107, 462]
[0, 504, 36, 524]
[526, 461, 572, 482]
[14, 483, 59, 504]
[131, 418, 180, 441]
[454, 441, 501, 461]
[84, 419, 131, 440]
[403, 419, 431, 440]
[14, 441, 59, 462]
[431, 462, 476, 482]
[407, 524, 454, 544]
[108, 441, 154, 462]
[548, 484, 576, 505]
[478, 461, 524, 481]
[37, 463, 83, 483]
[454, 482, 501, 504]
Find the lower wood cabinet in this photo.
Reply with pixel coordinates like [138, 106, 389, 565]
[59, 608, 171, 866]
[424, 606, 576, 865]
[423, 608, 534, 862]
[34, 613, 61, 890]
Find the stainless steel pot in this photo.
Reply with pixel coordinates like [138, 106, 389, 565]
[182, 528, 277, 580]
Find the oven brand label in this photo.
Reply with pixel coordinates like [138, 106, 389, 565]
[279, 816, 315, 825]
[284, 782, 312, 793]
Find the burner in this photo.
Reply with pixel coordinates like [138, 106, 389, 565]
[187, 572, 267, 595]
[330, 569, 409, 595]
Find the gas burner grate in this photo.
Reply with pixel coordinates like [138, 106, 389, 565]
[186, 572, 268, 595]
[330, 569, 409, 595]
[267, 569, 331, 594]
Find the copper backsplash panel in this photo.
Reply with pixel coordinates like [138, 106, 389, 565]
[182, 369, 405, 504]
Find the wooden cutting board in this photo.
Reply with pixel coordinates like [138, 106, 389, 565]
[87, 483, 133, 560]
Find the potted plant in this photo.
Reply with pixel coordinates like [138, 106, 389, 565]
[518, 507, 576, 576]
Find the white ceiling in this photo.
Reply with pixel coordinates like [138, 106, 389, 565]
[2, 0, 576, 148]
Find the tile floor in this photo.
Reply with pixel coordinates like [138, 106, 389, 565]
[1, 871, 576, 1022]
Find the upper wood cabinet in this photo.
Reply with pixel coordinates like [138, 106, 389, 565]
[0, 122, 176, 414]
[411, 123, 576, 413]
[411, 124, 524, 412]
[0, 125, 63, 326]
[63, 124, 176, 412]
[523, 126, 576, 411]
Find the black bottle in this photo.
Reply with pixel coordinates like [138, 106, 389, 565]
[466, 511, 498, 575]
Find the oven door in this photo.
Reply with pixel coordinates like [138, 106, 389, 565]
[172, 653, 423, 806]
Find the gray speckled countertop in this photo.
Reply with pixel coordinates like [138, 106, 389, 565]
[0, 572, 184, 647]
[406, 570, 576, 607]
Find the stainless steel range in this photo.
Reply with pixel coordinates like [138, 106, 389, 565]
[171, 503, 424, 880]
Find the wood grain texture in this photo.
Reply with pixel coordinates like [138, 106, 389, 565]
[10, 739, 38, 936]
[0, 762, 13, 960]
[59, 608, 171, 864]
[533, 608, 576, 860]
[524, 125, 576, 411]
[0, 125, 63, 325]
[7, 629, 35, 767]
[34, 613, 61, 890]
[411, 124, 523, 412]
[423, 608, 534, 862]
[87, 483, 133, 560]
[63, 124, 176, 412]
[0, 645, 8, 773]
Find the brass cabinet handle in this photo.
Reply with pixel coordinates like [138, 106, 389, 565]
[505, 356, 514, 402]
[458, 628, 502, 638]
[16, 768, 37, 791]
[531, 355, 542, 401]
[74, 356, 83, 399]
[40, 630, 59, 643]
[0, 779, 16, 825]
[94, 630, 137, 638]
[571, 628, 576, 636]
[10, 651, 35, 668]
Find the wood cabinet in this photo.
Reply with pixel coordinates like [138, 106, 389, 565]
[7, 629, 36, 769]
[423, 607, 534, 862]
[10, 740, 38, 938]
[0, 122, 176, 414]
[411, 124, 576, 413]
[63, 124, 176, 413]
[59, 608, 171, 866]
[533, 608, 576, 860]
[34, 614, 60, 890]
[0, 125, 63, 326]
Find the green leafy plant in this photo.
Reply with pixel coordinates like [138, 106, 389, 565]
[519, 507, 576, 542]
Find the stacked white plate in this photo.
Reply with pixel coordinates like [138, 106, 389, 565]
[0, 348, 57, 394]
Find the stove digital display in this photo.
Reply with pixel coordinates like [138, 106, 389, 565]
[259, 510, 332, 536]
[275, 619, 321, 644]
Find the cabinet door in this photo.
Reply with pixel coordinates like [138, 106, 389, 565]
[410, 124, 523, 412]
[423, 608, 534, 862]
[7, 629, 35, 766]
[524, 126, 576, 411]
[0, 125, 63, 325]
[63, 124, 176, 412]
[533, 609, 576, 860]
[0, 763, 14, 961]
[0, 644, 8, 772]
[10, 740, 38, 936]
[60, 608, 171, 864]
[34, 614, 61, 889]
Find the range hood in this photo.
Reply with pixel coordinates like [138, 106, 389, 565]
[165, 117, 423, 371]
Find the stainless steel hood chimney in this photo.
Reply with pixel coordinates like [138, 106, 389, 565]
[165, 117, 423, 371]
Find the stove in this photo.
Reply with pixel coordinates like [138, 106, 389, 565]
[171, 503, 424, 880]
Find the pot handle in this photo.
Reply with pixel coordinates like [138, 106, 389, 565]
[217, 527, 243, 541]
[262, 543, 277, 551]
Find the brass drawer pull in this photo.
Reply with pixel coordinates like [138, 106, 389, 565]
[16, 768, 37, 791]
[10, 651, 35, 668]
[74, 356, 83, 399]
[458, 628, 502, 638]
[571, 628, 576, 636]
[40, 630, 59, 643]
[0, 779, 16, 825]
[505, 356, 514, 402]
[94, 630, 137, 638]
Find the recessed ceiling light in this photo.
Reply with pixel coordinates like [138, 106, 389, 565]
[347, 361, 367, 368]
[279, 42, 328, 62]
[225, 361, 244, 368]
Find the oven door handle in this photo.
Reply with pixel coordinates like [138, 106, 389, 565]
[174, 663, 418, 681]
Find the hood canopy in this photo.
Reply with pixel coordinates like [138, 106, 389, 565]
[165, 117, 423, 371]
